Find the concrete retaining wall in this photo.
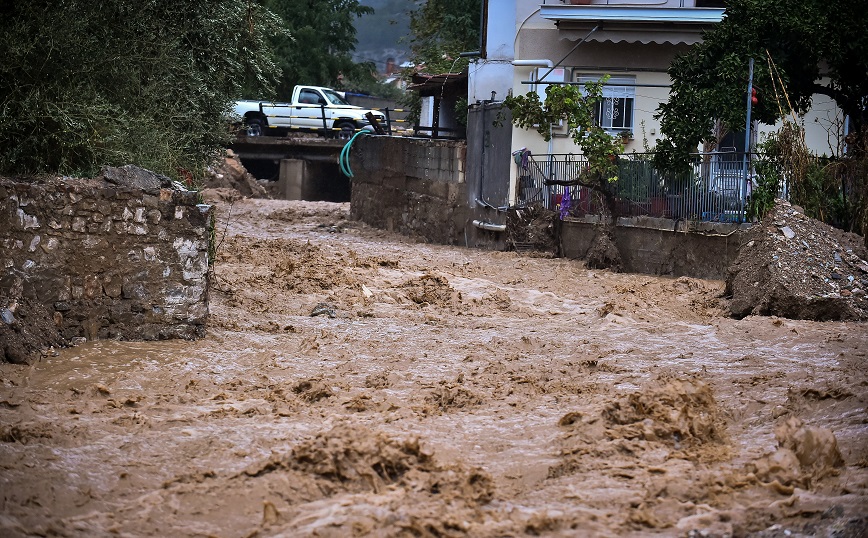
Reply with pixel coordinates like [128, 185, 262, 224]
[343, 135, 747, 278]
[561, 216, 749, 280]
[349, 137, 468, 245]
[0, 177, 212, 341]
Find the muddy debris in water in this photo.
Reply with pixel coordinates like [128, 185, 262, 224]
[292, 378, 334, 403]
[401, 273, 459, 307]
[602, 377, 726, 448]
[748, 417, 845, 489]
[1, 199, 866, 537]
[309, 302, 337, 318]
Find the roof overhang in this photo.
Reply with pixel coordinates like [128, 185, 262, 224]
[539, 5, 724, 45]
[408, 72, 469, 96]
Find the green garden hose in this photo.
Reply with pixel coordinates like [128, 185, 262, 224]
[339, 130, 368, 178]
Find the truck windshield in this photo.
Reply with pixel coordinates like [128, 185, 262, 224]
[322, 90, 351, 106]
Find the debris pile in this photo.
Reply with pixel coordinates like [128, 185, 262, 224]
[506, 204, 558, 255]
[726, 200, 868, 320]
[201, 149, 268, 201]
[0, 295, 65, 364]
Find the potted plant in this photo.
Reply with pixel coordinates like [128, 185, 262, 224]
[617, 130, 634, 144]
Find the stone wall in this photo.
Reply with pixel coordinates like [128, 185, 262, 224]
[560, 216, 749, 280]
[349, 137, 468, 245]
[0, 176, 212, 341]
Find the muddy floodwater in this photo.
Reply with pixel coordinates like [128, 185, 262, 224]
[2, 199, 866, 537]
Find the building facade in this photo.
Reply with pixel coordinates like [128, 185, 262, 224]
[469, 0, 846, 204]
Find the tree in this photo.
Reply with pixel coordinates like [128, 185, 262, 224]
[408, 0, 481, 74]
[262, 0, 375, 100]
[504, 78, 625, 220]
[401, 0, 481, 124]
[0, 0, 284, 180]
[655, 0, 868, 171]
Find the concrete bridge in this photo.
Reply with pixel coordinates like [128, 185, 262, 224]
[229, 135, 350, 202]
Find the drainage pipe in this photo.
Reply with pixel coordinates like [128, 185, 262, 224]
[472, 220, 507, 232]
[511, 59, 554, 68]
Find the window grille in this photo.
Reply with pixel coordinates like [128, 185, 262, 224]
[575, 75, 636, 131]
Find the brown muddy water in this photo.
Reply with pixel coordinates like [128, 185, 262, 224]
[1, 199, 866, 537]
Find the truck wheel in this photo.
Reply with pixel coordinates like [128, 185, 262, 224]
[245, 117, 265, 137]
[335, 121, 355, 140]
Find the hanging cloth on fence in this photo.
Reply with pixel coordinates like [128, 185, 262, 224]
[512, 148, 532, 170]
[559, 187, 571, 220]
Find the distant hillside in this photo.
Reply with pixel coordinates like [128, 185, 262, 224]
[353, 0, 414, 73]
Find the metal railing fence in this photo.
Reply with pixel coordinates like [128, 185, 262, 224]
[516, 152, 764, 223]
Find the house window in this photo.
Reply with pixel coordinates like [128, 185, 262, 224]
[575, 75, 635, 131]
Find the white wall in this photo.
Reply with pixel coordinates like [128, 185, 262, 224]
[756, 91, 846, 157]
[468, 0, 516, 104]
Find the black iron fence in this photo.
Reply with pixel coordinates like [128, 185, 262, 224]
[516, 152, 763, 223]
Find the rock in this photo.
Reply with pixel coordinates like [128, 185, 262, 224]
[99, 165, 173, 193]
[0, 308, 14, 325]
[310, 302, 337, 318]
[780, 226, 796, 239]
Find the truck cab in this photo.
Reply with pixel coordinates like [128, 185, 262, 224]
[234, 86, 387, 138]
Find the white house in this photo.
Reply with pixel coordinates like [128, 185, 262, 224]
[468, 0, 847, 204]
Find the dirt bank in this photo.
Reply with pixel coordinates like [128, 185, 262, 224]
[727, 200, 868, 320]
[1, 199, 866, 537]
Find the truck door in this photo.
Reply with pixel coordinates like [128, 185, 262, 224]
[259, 102, 292, 128]
[293, 89, 328, 131]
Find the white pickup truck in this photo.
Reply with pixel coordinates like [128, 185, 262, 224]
[233, 85, 387, 139]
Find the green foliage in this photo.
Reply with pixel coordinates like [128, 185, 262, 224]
[399, 91, 423, 128]
[263, 0, 374, 100]
[504, 79, 626, 219]
[796, 162, 849, 226]
[400, 0, 481, 126]
[505, 79, 624, 182]
[0, 0, 284, 180]
[746, 139, 783, 221]
[407, 0, 480, 75]
[454, 97, 469, 127]
[748, 123, 868, 236]
[655, 0, 868, 172]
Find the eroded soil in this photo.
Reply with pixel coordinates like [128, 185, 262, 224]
[1, 199, 866, 537]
